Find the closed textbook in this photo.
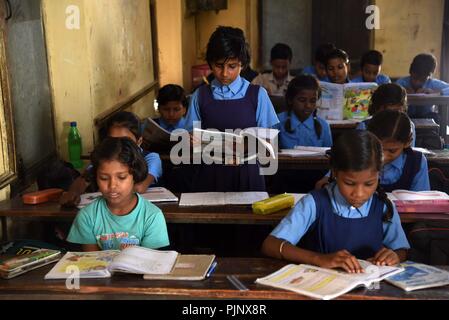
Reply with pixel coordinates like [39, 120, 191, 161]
[0, 249, 61, 279]
[44, 247, 178, 279]
[143, 254, 216, 281]
[385, 261, 449, 291]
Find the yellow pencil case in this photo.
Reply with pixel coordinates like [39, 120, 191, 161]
[252, 194, 295, 215]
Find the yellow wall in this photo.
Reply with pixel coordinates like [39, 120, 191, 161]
[374, 0, 444, 78]
[155, 0, 184, 86]
[154, 0, 259, 92]
[42, 0, 155, 158]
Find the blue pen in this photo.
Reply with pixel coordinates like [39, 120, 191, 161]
[206, 261, 218, 278]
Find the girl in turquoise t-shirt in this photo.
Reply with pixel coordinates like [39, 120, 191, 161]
[67, 137, 169, 251]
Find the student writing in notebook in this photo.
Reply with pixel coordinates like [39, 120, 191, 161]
[367, 110, 430, 192]
[262, 130, 409, 272]
[351, 50, 391, 85]
[67, 137, 169, 251]
[60, 111, 162, 207]
[356, 83, 416, 147]
[184, 26, 279, 192]
[396, 53, 449, 119]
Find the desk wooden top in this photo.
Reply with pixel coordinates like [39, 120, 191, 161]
[407, 95, 449, 106]
[0, 196, 448, 225]
[0, 257, 448, 300]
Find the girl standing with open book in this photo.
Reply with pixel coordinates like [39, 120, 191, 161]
[184, 26, 279, 192]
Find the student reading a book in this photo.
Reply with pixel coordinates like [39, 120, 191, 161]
[251, 43, 294, 97]
[60, 111, 163, 207]
[67, 137, 169, 251]
[262, 130, 410, 273]
[277, 75, 332, 148]
[356, 83, 416, 146]
[302, 43, 336, 82]
[152, 84, 187, 132]
[184, 26, 279, 192]
[351, 50, 391, 85]
[367, 110, 430, 192]
[396, 53, 449, 119]
[273, 75, 332, 192]
[325, 48, 352, 85]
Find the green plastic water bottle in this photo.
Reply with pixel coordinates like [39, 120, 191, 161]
[68, 121, 83, 169]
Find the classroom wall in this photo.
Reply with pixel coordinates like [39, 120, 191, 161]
[374, 0, 444, 78]
[154, 0, 258, 92]
[260, 0, 311, 71]
[42, 0, 155, 159]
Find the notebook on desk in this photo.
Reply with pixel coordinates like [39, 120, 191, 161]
[179, 192, 269, 206]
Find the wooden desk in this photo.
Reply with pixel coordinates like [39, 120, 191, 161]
[0, 257, 448, 300]
[407, 95, 449, 142]
[278, 150, 449, 170]
[1, 196, 448, 241]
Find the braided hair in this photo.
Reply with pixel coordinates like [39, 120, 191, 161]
[330, 130, 393, 222]
[284, 75, 322, 139]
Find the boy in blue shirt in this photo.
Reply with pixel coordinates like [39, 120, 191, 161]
[352, 50, 391, 85]
[397, 53, 449, 119]
[302, 43, 336, 82]
[153, 84, 187, 132]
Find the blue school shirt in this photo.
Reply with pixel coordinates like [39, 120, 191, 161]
[302, 65, 330, 82]
[184, 76, 279, 132]
[271, 182, 410, 251]
[144, 151, 163, 182]
[351, 74, 391, 85]
[276, 111, 333, 148]
[356, 119, 417, 147]
[396, 76, 449, 117]
[157, 117, 187, 133]
[381, 152, 430, 191]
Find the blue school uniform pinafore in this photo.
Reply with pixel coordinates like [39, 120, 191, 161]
[381, 149, 422, 192]
[193, 84, 265, 192]
[300, 188, 384, 259]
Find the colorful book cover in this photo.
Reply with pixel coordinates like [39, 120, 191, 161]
[343, 84, 378, 120]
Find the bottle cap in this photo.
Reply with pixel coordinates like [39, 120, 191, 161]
[70, 121, 77, 127]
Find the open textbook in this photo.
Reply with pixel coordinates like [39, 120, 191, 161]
[193, 127, 278, 164]
[385, 261, 449, 291]
[143, 254, 216, 281]
[45, 247, 178, 279]
[255, 260, 404, 300]
[318, 82, 378, 120]
[77, 187, 178, 208]
[179, 192, 269, 206]
[141, 117, 173, 152]
[0, 249, 61, 279]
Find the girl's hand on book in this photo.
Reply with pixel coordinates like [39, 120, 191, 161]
[368, 248, 400, 266]
[316, 250, 364, 273]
